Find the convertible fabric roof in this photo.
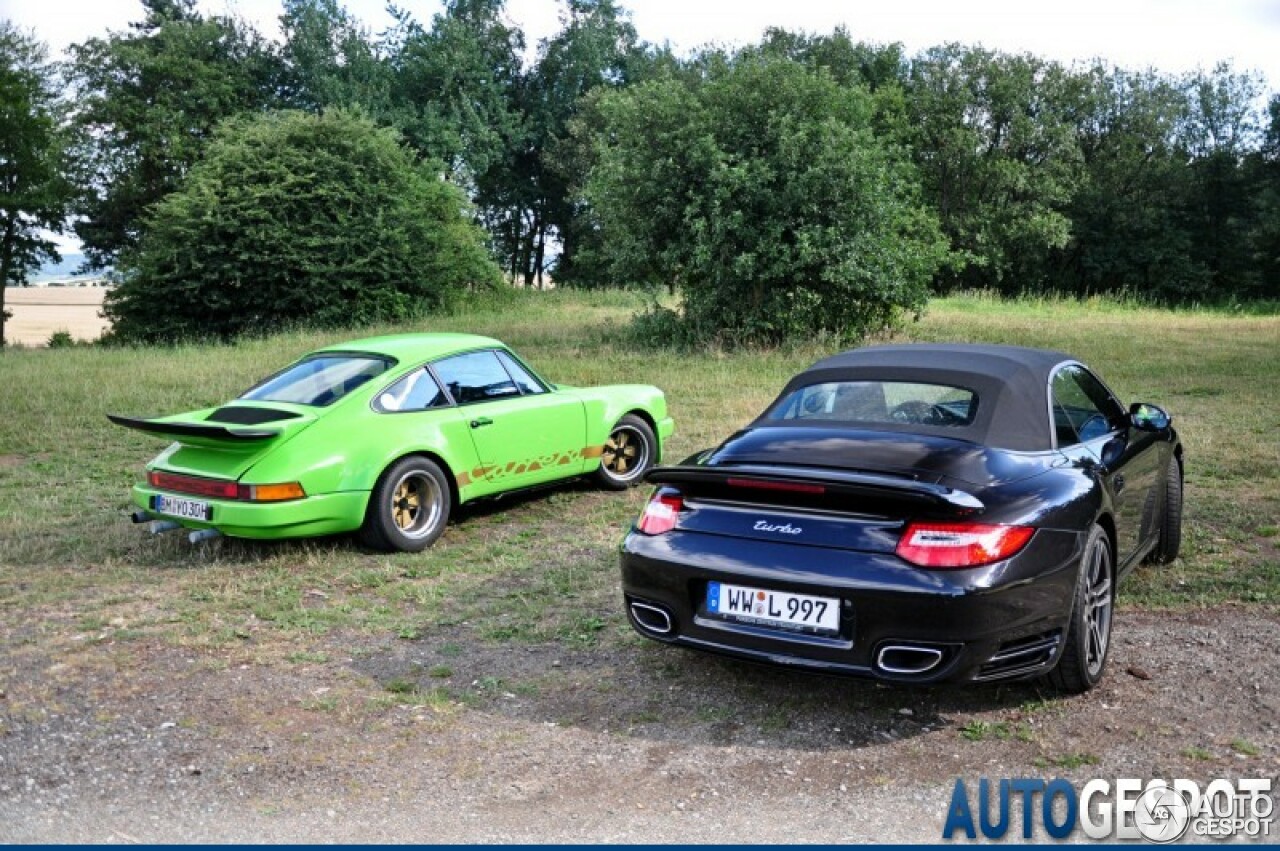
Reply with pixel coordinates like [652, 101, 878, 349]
[761, 343, 1078, 452]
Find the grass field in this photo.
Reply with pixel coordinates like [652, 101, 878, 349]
[0, 289, 1276, 662]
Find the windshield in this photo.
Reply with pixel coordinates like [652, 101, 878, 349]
[241, 354, 394, 407]
[767, 380, 978, 427]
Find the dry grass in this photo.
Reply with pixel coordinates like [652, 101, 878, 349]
[5, 287, 110, 346]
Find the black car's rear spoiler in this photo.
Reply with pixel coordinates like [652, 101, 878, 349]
[107, 414, 280, 442]
[645, 464, 984, 511]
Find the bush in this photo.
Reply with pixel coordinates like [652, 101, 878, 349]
[46, 330, 75, 348]
[104, 109, 502, 343]
[582, 57, 948, 346]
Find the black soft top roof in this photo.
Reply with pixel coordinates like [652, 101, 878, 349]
[760, 343, 1077, 452]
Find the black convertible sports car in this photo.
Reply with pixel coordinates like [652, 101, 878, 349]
[620, 344, 1183, 692]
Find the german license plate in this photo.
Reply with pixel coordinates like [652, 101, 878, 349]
[706, 581, 840, 634]
[152, 494, 212, 521]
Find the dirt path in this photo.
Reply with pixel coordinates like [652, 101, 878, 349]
[1, 607, 1276, 842]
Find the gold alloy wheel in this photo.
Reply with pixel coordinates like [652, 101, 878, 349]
[390, 470, 443, 539]
[602, 425, 648, 481]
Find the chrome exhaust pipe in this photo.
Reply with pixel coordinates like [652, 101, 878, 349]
[131, 511, 152, 524]
[630, 601, 673, 635]
[148, 520, 181, 534]
[877, 644, 945, 675]
[188, 528, 222, 544]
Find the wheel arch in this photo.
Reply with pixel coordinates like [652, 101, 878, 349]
[1094, 511, 1118, 567]
[366, 449, 461, 515]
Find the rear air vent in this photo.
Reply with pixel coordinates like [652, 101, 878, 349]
[975, 630, 1063, 681]
[206, 406, 302, 425]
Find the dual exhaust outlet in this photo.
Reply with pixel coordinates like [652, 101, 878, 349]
[132, 511, 222, 544]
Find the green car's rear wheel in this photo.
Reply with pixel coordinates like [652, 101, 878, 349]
[360, 456, 451, 552]
[595, 414, 656, 490]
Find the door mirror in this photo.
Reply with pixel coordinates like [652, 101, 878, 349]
[1129, 402, 1171, 432]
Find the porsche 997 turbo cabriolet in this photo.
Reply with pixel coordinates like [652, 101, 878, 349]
[620, 344, 1183, 693]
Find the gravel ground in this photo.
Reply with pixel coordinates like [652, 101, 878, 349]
[1, 607, 1276, 843]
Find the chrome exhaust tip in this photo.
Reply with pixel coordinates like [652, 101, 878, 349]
[148, 520, 181, 535]
[131, 511, 152, 524]
[630, 601, 673, 635]
[188, 528, 222, 544]
[876, 644, 945, 675]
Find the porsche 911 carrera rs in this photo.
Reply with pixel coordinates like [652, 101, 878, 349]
[112, 333, 673, 552]
[620, 344, 1183, 693]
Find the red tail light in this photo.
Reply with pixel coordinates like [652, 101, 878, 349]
[726, 477, 825, 495]
[148, 471, 306, 503]
[149, 470, 239, 499]
[895, 522, 1034, 569]
[637, 490, 684, 535]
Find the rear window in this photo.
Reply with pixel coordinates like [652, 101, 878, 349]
[241, 354, 394, 407]
[767, 381, 978, 427]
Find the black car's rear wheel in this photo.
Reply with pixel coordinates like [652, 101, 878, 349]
[1047, 524, 1113, 694]
[359, 456, 451, 552]
[595, 415, 656, 490]
[1146, 460, 1183, 564]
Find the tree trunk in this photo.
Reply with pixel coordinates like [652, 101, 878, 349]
[533, 219, 547, 290]
[0, 217, 15, 350]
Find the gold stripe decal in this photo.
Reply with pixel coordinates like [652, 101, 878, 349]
[456, 446, 605, 487]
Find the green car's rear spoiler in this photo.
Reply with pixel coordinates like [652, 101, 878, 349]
[107, 414, 280, 442]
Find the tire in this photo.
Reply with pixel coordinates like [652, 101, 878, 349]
[594, 414, 657, 491]
[1046, 524, 1113, 694]
[1147, 459, 1183, 564]
[358, 456, 452, 553]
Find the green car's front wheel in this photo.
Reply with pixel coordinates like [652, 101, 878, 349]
[359, 456, 452, 552]
[595, 414, 657, 490]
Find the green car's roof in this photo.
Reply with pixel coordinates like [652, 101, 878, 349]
[315, 332, 504, 363]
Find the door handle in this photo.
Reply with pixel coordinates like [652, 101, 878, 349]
[469, 417, 493, 429]
[1113, 473, 1126, 495]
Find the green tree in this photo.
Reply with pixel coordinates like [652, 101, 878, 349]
[104, 110, 502, 343]
[584, 56, 947, 344]
[66, 0, 285, 269]
[390, 0, 525, 182]
[528, 0, 641, 286]
[280, 0, 392, 115]
[0, 23, 71, 347]
[905, 45, 1084, 293]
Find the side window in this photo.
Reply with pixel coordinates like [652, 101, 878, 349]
[1052, 365, 1121, 446]
[375, 368, 448, 412]
[433, 351, 520, 404]
[496, 350, 545, 395]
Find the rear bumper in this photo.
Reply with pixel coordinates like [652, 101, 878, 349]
[619, 526, 1085, 684]
[131, 485, 367, 540]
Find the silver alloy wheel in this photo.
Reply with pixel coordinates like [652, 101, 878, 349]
[601, 424, 649, 482]
[390, 470, 443, 540]
[1084, 536, 1113, 676]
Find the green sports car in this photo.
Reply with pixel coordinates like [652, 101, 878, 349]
[111, 333, 674, 552]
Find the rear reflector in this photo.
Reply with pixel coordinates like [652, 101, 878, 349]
[895, 522, 1035, 569]
[637, 490, 684, 535]
[149, 471, 306, 502]
[725, 477, 826, 495]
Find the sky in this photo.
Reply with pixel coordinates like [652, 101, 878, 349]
[6, 0, 1279, 255]
[6, 0, 1280, 92]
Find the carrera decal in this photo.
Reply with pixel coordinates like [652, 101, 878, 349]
[457, 446, 608, 486]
